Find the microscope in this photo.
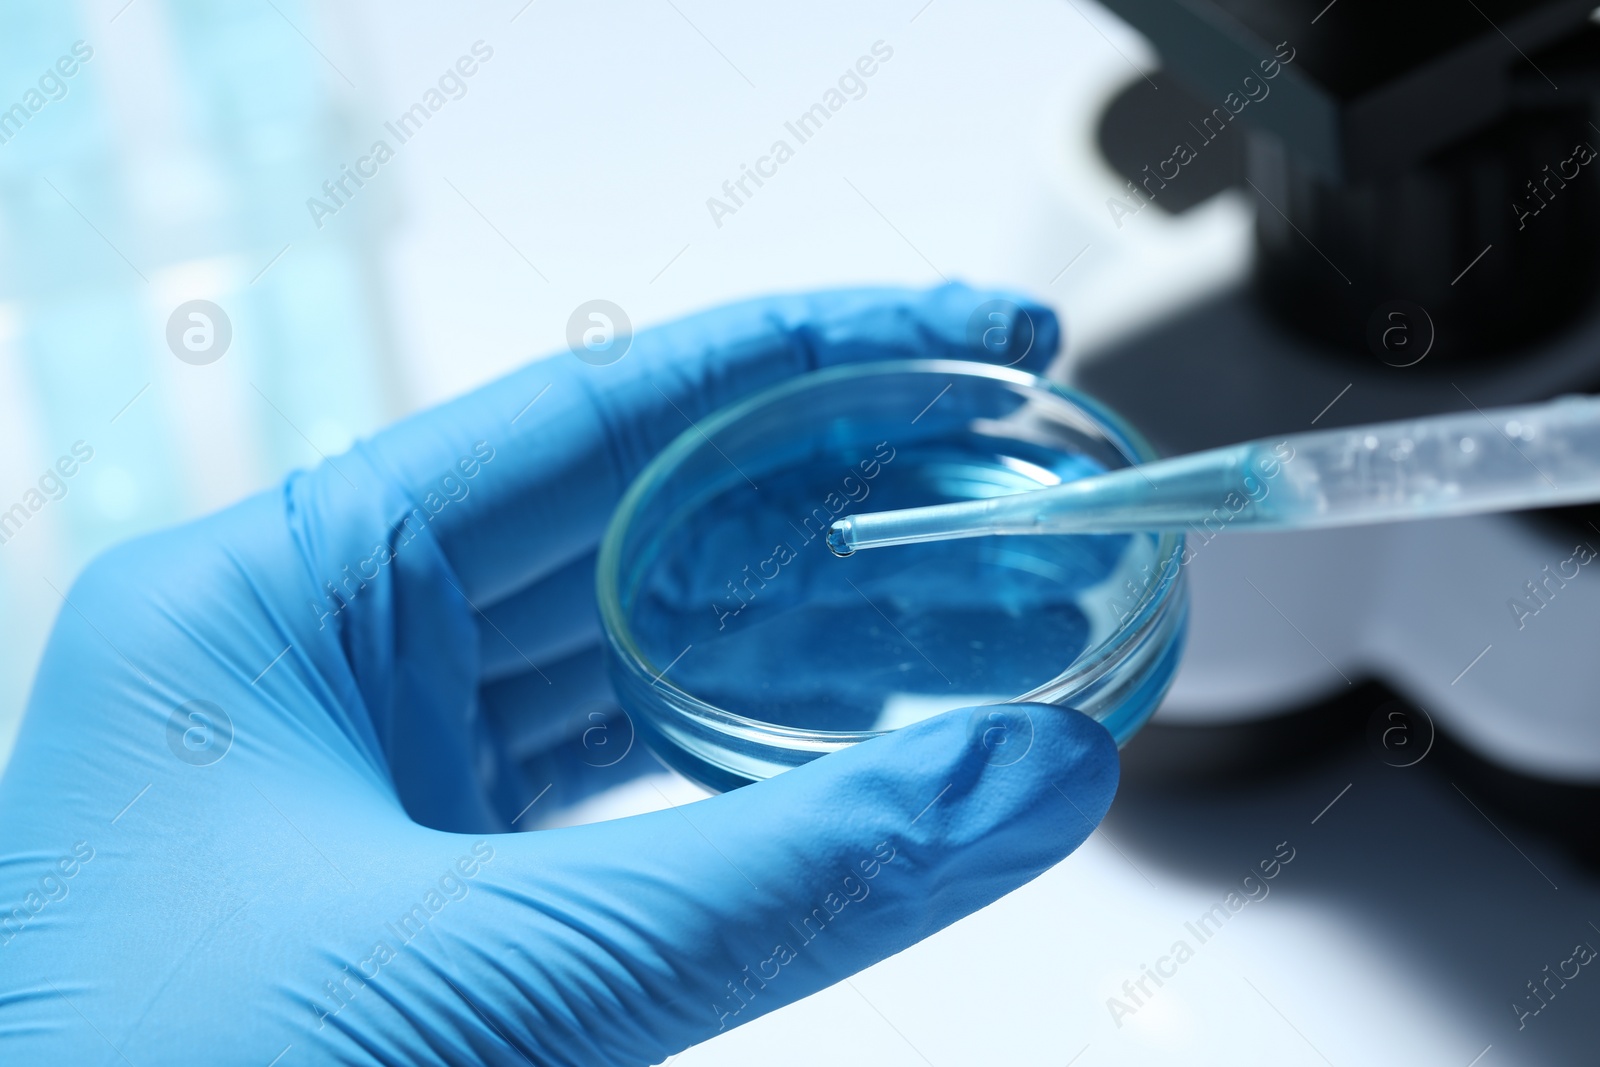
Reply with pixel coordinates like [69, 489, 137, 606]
[1075, 0, 1600, 853]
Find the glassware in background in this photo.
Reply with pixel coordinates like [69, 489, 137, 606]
[0, 0, 401, 760]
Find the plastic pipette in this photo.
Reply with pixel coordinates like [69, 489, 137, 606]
[825, 394, 1600, 556]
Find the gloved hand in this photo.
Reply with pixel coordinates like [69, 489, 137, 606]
[0, 284, 1119, 1065]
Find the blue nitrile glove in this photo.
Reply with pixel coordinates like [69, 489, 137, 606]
[0, 284, 1118, 1065]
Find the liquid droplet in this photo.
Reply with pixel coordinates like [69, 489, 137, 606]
[826, 520, 855, 557]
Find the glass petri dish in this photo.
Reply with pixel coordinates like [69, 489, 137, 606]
[597, 360, 1187, 793]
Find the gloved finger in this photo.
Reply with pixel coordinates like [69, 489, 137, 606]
[481, 644, 612, 762]
[355, 284, 1061, 606]
[476, 551, 601, 683]
[466, 703, 1117, 1064]
[508, 707, 675, 829]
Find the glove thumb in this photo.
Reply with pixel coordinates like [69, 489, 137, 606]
[479, 702, 1118, 1064]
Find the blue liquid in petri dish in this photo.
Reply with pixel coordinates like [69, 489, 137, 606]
[627, 436, 1150, 733]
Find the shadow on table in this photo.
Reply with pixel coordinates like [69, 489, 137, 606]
[1109, 710, 1600, 1065]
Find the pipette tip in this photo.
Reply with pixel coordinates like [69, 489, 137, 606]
[825, 519, 855, 557]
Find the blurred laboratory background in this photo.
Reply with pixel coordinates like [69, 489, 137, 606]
[2, 0, 1598, 1063]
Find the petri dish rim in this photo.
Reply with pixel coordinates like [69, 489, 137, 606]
[596, 358, 1184, 745]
